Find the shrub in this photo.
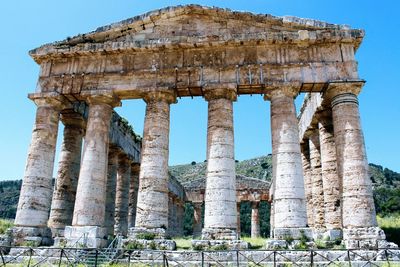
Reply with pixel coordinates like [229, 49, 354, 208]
[136, 232, 156, 240]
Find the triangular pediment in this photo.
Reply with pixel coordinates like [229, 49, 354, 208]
[30, 5, 364, 62]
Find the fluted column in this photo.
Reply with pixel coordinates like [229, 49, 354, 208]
[134, 91, 176, 235]
[265, 85, 309, 239]
[251, 202, 261, 238]
[128, 163, 140, 228]
[104, 146, 119, 237]
[66, 93, 120, 248]
[114, 154, 131, 236]
[192, 202, 203, 238]
[14, 96, 67, 246]
[309, 131, 325, 230]
[327, 82, 383, 247]
[202, 86, 238, 240]
[300, 142, 314, 227]
[48, 112, 85, 237]
[237, 203, 241, 237]
[318, 110, 342, 231]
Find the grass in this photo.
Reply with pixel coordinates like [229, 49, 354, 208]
[241, 236, 267, 249]
[173, 236, 192, 250]
[0, 218, 13, 234]
[377, 214, 400, 245]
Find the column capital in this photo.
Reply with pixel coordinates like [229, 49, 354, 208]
[203, 83, 237, 101]
[263, 82, 301, 100]
[82, 91, 121, 107]
[324, 81, 364, 101]
[316, 109, 333, 124]
[130, 163, 140, 174]
[60, 111, 86, 129]
[143, 90, 177, 104]
[29, 93, 71, 111]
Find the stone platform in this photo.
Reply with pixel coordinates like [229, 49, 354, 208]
[2, 247, 400, 266]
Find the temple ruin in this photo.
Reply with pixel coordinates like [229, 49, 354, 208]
[12, 5, 395, 250]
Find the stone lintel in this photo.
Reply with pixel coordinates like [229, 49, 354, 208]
[263, 82, 301, 100]
[143, 90, 177, 104]
[203, 83, 237, 101]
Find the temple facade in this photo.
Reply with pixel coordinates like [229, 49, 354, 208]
[13, 5, 392, 249]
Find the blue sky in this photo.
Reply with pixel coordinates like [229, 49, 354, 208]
[0, 0, 399, 180]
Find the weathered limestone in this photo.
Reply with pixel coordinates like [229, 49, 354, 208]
[309, 131, 325, 230]
[128, 163, 140, 229]
[48, 112, 85, 238]
[300, 142, 314, 227]
[318, 110, 342, 232]
[104, 146, 119, 237]
[134, 91, 176, 236]
[14, 96, 67, 246]
[66, 94, 120, 248]
[265, 86, 310, 240]
[327, 83, 384, 248]
[202, 86, 238, 240]
[251, 202, 261, 239]
[114, 154, 131, 236]
[192, 203, 203, 238]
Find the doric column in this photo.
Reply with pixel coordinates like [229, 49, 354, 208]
[192, 202, 203, 238]
[265, 85, 310, 239]
[237, 202, 241, 237]
[202, 86, 238, 240]
[326, 82, 384, 248]
[48, 112, 85, 237]
[309, 131, 325, 230]
[251, 202, 261, 239]
[300, 142, 314, 227]
[104, 146, 119, 237]
[134, 91, 176, 235]
[14, 96, 67, 246]
[114, 154, 131, 236]
[66, 93, 120, 248]
[128, 163, 140, 229]
[318, 110, 342, 232]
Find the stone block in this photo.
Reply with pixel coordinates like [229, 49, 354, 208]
[273, 227, 312, 240]
[64, 226, 108, 248]
[323, 229, 342, 241]
[12, 226, 52, 247]
[265, 239, 288, 249]
[201, 228, 238, 240]
[191, 239, 248, 250]
[122, 238, 176, 250]
[128, 227, 167, 239]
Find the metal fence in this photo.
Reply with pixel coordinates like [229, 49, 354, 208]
[1, 246, 400, 266]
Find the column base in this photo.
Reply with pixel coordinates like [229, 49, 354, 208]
[124, 227, 176, 250]
[64, 226, 108, 248]
[12, 226, 53, 247]
[201, 228, 239, 240]
[343, 227, 398, 249]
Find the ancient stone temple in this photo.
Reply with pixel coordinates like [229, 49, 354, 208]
[14, 5, 393, 249]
